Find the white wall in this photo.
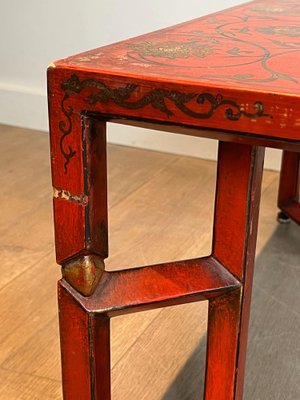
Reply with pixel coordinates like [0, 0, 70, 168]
[0, 0, 281, 170]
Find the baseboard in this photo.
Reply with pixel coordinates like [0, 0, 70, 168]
[0, 87, 282, 170]
[0, 85, 49, 131]
[107, 123, 282, 171]
[107, 122, 219, 162]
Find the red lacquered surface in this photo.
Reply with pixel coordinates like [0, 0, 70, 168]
[59, 285, 111, 399]
[58, 1, 300, 96]
[59, 256, 240, 317]
[51, 116, 108, 265]
[205, 142, 264, 400]
[47, 1, 299, 399]
[49, 0, 300, 157]
[58, 285, 92, 399]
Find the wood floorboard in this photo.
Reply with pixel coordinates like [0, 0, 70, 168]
[0, 368, 61, 399]
[0, 123, 299, 399]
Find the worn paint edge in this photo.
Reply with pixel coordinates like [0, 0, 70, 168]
[53, 187, 88, 206]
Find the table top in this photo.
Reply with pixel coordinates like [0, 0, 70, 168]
[49, 0, 300, 143]
[56, 0, 300, 96]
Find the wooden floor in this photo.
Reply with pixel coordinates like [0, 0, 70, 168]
[0, 124, 299, 399]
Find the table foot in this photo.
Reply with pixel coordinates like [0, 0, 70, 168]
[277, 211, 291, 224]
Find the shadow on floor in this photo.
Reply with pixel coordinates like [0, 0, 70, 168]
[162, 222, 300, 400]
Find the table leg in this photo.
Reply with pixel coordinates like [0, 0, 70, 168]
[278, 150, 300, 224]
[204, 142, 265, 400]
[49, 114, 111, 398]
[50, 118, 264, 399]
[50, 115, 108, 296]
[59, 284, 111, 399]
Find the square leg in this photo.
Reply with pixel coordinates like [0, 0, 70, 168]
[50, 115, 109, 296]
[205, 142, 265, 400]
[58, 285, 111, 400]
[54, 138, 264, 400]
[278, 150, 300, 224]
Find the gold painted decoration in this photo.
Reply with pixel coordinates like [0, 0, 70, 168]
[128, 41, 214, 59]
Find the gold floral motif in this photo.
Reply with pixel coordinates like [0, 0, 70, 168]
[251, 6, 300, 14]
[72, 52, 104, 64]
[257, 26, 300, 37]
[128, 41, 214, 59]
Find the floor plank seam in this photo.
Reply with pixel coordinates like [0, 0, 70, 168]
[111, 309, 164, 371]
[0, 248, 54, 293]
[0, 366, 61, 383]
[108, 156, 180, 210]
[0, 313, 59, 370]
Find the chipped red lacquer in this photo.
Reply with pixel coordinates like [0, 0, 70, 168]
[47, 1, 300, 399]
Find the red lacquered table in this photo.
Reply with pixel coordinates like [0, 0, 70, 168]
[47, 1, 300, 398]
